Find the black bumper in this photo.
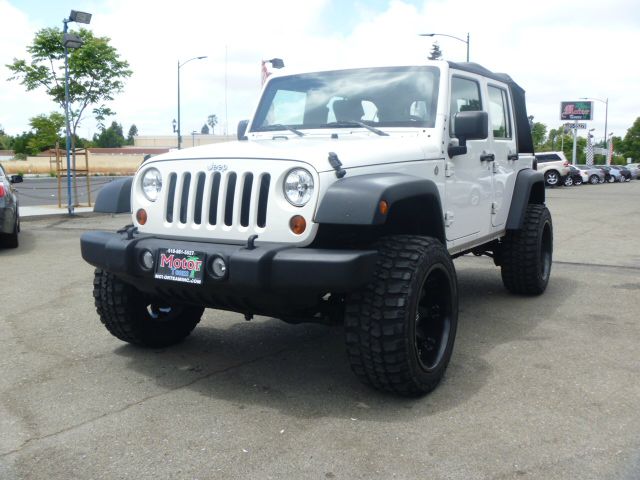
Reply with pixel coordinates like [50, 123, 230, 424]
[80, 230, 377, 294]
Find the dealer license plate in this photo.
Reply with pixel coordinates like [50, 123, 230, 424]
[155, 248, 206, 285]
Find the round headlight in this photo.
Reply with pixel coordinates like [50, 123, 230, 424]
[141, 168, 162, 202]
[283, 168, 314, 206]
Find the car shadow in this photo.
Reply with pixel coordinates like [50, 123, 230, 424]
[114, 259, 577, 422]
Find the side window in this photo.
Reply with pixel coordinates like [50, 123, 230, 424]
[488, 85, 512, 139]
[450, 76, 481, 137]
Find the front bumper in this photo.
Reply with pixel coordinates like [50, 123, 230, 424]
[80, 230, 377, 295]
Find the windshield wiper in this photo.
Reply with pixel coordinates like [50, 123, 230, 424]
[265, 124, 305, 137]
[322, 121, 389, 136]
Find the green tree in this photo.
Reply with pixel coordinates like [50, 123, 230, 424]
[11, 131, 36, 155]
[93, 121, 125, 148]
[531, 122, 547, 149]
[27, 112, 65, 154]
[620, 117, 640, 162]
[207, 114, 218, 135]
[6, 27, 132, 151]
[126, 124, 138, 145]
[428, 42, 443, 60]
[201, 123, 209, 134]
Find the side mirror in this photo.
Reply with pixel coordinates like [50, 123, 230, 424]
[10, 175, 23, 184]
[237, 120, 249, 141]
[448, 111, 488, 157]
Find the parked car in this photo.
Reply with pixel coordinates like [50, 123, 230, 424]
[535, 152, 571, 186]
[592, 165, 622, 183]
[626, 163, 640, 179]
[611, 166, 632, 182]
[575, 165, 605, 184]
[0, 165, 22, 248]
[563, 166, 584, 186]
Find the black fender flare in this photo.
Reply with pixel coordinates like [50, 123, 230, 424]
[506, 169, 545, 230]
[94, 177, 133, 214]
[314, 173, 445, 242]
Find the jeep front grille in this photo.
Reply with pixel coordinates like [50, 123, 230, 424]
[164, 170, 271, 229]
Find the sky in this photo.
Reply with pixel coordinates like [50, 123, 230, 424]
[1, 0, 639, 146]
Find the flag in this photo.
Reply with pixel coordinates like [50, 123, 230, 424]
[586, 133, 594, 166]
[607, 137, 614, 165]
[261, 61, 270, 86]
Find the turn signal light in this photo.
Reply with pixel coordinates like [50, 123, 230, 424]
[379, 200, 389, 215]
[136, 208, 148, 225]
[289, 215, 306, 235]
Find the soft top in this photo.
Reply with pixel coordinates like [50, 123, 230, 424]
[448, 61, 534, 154]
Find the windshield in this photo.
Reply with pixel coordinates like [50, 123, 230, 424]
[251, 66, 440, 132]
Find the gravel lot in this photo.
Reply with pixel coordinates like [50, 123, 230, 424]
[1, 181, 639, 479]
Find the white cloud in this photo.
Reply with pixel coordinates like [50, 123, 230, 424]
[2, 0, 639, 143]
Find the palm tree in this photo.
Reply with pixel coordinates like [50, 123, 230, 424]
[207, 114, 218, 135]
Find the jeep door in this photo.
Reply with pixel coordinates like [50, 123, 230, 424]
[486, 83, 517, 228]
[444, 74, 493, 242]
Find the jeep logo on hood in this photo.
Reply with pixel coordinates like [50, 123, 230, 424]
[207, 163, 229, 172]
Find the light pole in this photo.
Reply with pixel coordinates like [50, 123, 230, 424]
[62, 9, 92, 215]
[177, 56, 207, 149]
[419, 32, 470, 62]
[580, 96, 608, 158]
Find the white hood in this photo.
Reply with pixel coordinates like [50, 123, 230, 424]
[145, 132, 443, 174]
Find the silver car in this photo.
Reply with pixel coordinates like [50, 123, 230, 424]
[575, 165, 605, 185]
[0, 164, 22, 248]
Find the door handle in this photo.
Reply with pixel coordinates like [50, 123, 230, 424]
[480, 152, 495, 162]
[507, 153, 518, 161]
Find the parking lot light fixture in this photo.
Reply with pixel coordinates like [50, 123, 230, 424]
[177, 56, 207, 150]
[62, 9, 92, 216]
[419, 32, 470, 62]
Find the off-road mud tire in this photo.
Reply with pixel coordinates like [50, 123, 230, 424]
[344, 236, 458, 397]
[93, 268, 204, 347]
[500, 205, 553, 295]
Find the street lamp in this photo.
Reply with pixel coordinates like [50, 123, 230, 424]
[172, 119, 177, 133]
[580, 96, 608, 155]
[419, 32, 470, 62]
[62, 9, 92, 215]
[177, 56, 207, 149]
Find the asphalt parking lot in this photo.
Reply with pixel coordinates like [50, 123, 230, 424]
[1, 181, 639, 480]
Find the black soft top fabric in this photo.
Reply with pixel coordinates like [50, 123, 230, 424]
[448, 61, 534, 154]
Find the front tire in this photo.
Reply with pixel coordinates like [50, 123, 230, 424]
[574, 176, 583, 186]
[589, 175, 600, 185]
[345, 236, 458, 396]
[500, 205, 553, 295]
[563, 175, 573, 187]
[93, 269, 204, 347]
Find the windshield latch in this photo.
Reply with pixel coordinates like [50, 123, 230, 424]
[328, 152, 346, 179]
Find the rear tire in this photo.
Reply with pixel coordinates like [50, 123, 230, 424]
[589, 175, 599, 185]
[93, 269, 204, 347]
[345, 236, 458, 396]
[563, 176, 573, 187]
[574, 176, 583, 186]
[500, 205, 553, 295]
[0, 215, 19, 248]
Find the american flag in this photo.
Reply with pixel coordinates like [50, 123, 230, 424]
[261, 61, 270, 86]
[586, 133, 594, 166]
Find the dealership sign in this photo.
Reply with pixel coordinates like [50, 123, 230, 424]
[560, 101, 593, 121]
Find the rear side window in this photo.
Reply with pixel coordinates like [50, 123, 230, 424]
[450, 76, 481, 137]
[488, 85, 512, 139]
[535, 154, 561, 163]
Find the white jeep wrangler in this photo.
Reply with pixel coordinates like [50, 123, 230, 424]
[82, 61, 552, 396]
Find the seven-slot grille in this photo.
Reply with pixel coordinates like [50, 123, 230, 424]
[164, 170, 271, 229]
